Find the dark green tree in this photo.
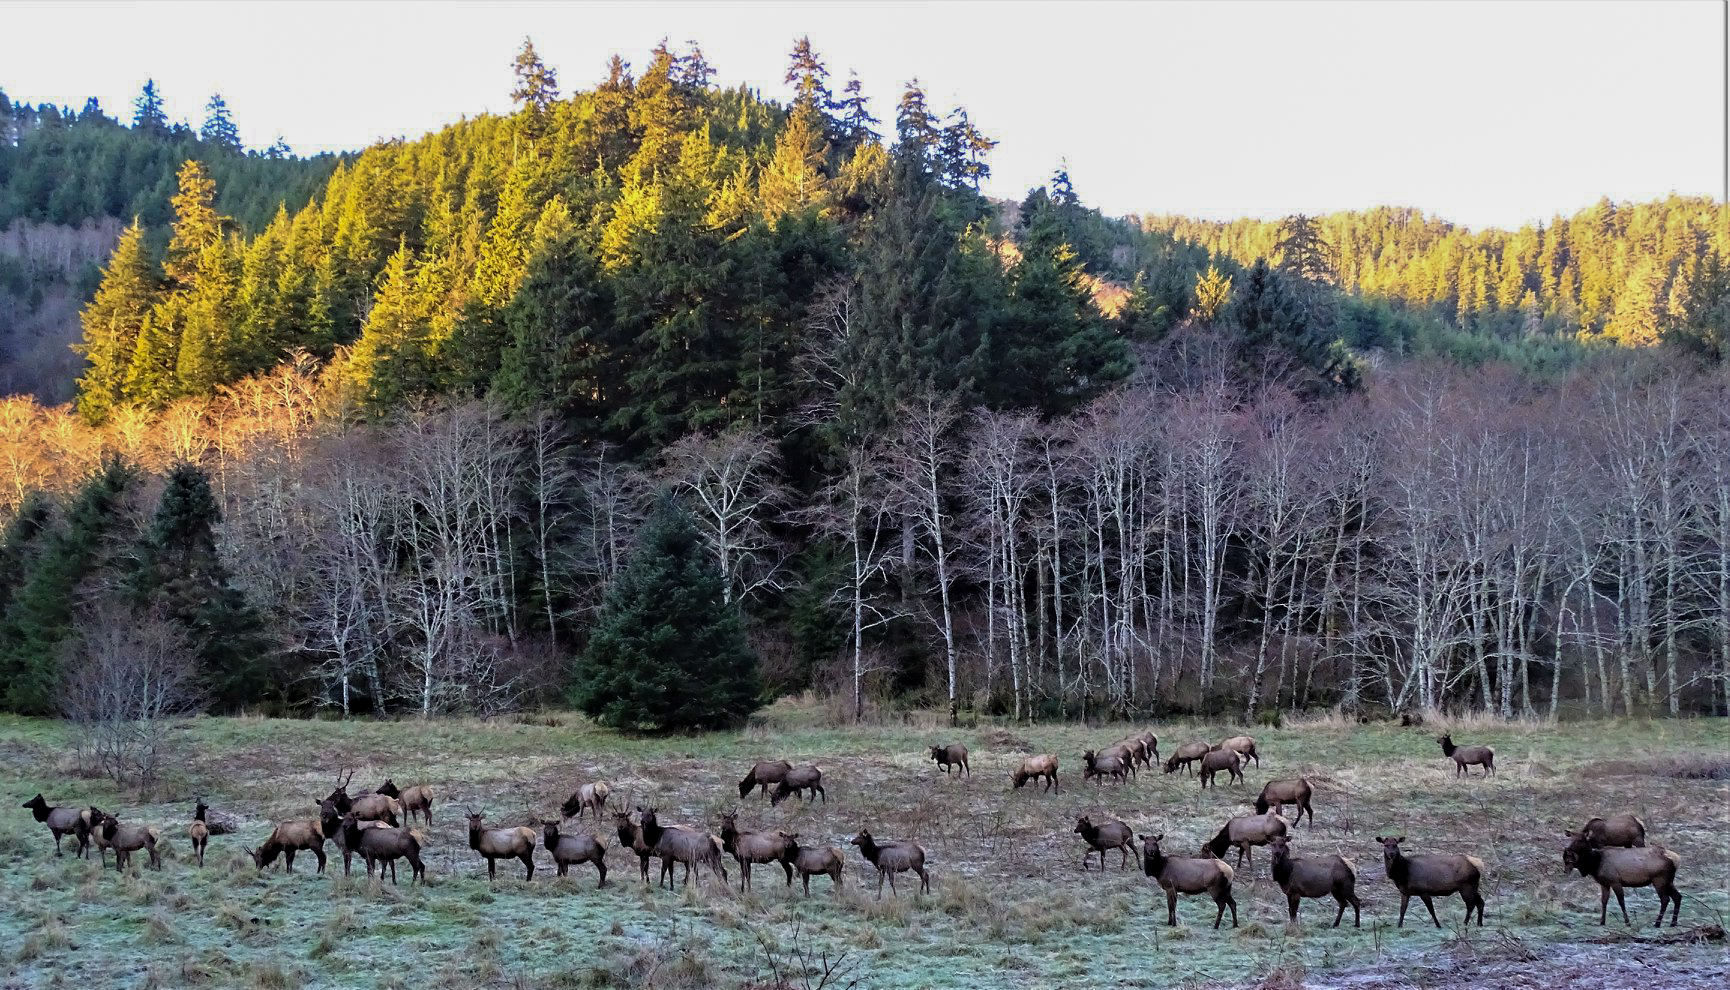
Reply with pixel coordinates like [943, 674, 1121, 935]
[834, 71, 879, 157]
[200, 93, 242, 152]
[572, 494, 761, 732]
[133, 79, 167, 134]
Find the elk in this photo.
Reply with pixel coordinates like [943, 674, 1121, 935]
[1267, 835, 1360, 927]
[1198, 748, 1243, 789]
[1436, 734, 1495, 777]
[342, 811, 425, 885]
[1010, 754, 1060, 793]
[929, 744, 970, 778]
[1098, 742, 1139, 778]
[559, 781, 611, 821]
[1563, 831, 1682, 927]
[1115, 736, 1150, 769]
[321, 798, 388, 875]
[326, 771, 400, 825]
[851, 829, 930, 900]
[770, 765, 825, 806]
[375, 779, 435, 826]
[637, 806, 727, 890]
[1580, 814, 1647, 848]
[1254, 778, 1316, 828]
[95, 812, 160, 873]
[1140, 833, 1238, 928]
[466, 809, 537, 881]
[779, 834, 844, 895]
[542, 819, 608, 887]
[613, 809, 655, 883]
[1376, 835, 1486, 927]
[738, 760, 793, 799]
[250, 817, 328, 873]
[87, 805, 115, 864]
[21, 794, 90, 858]
[188, 799, 211, 867]
[1217, 735, 1259, 768]
[1074, 815, 1138, 872]
[1202, 812, 1289, 870]
[1081, 749, 1129, 786]
[719, 811, 796, 891]
[1137, 731, 1161, 766]
[1164, 741, 1211, 775]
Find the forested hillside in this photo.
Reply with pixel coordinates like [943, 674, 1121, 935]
[0, 38, 1725, 728]
[0, 85, 338, 401]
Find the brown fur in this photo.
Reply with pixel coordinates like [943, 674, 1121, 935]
[1011, 754, 1060, 793]
[376, 779, 435, 825]
[1198, 748, 1244, 789]
[1202, 812, 1289, 869]
[1437, 734, 1495, 776]
[1580, 814, 1646, 848]
[95, 813, 160, 873]
[466, 809, 537, 881]
[851, 828, 930, 900]
[543, 819, 608, 886]
[1081, 748, 1129, 785]
[251, 818, 328, 873]
[1254, 778, 1316, 828]
[1140, 833, 1238, 928]
[929, 744, 970, 778]
[1377, 835, 1486, 927]
[342, 811, 425, 884]
[1164, 741, 1212, 775]
[559, 781, 610, 820]
[188, 799, 210, 867]
[1268, 835, 1359, 927]
[1217, 735, 1260, 767]
[1074, 815, 1138, 872]
[719, 812, 796, 891]
[770, 764, 825, 806]
[637, 806, 727, 889]
[614, 810, 655, 883]
[738, 760, 793, 799]
[21, 795, 91, 858]
[1563, 832, 1681, 926]
[780, 836, 844, 895]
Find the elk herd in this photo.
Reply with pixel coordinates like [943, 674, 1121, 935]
[17, 729, 1695, 932]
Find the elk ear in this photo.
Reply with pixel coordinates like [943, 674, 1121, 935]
[1396, 836, 1406, 843]
[1151, 833, 1163, 842]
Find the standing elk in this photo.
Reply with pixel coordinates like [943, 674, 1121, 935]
[542, 818, 608, 887]
[326, 771, 400, 825]
[1082, 749, 1130, 786]
[780, 835, 844, 895]
[1437, 735, 1495, 777]
[1198, 748, 1243, 789]
[1164, 741, 1212, 776]
[466, 809, 537, 881]
[342, 811, 425, 885]
[1254, 778, 1315, 828]
[1267, 835, 1360, 927]
[321, 798, 388, 875]
[21, 794, 90, 858]
[614, 809, 655, 883]
[1377, 835, 1486, 927]
[1074, 815, 1138, 872]
[770, 765, 825, 806]
[637, 806, 727, 890]
[738, 760, 793, 799]
[1202, 812, 1288, 870]
[719, 811, 796, 891]
[188, 799, 211, 867]
[1563, 831, 1682, 927]
[1140, 833, 1238, 928]
[250, 816, 328, 873]
[560, 781, 611, 821]
[94, 812, 160, 873]
[1010, 754, 1060, 793]
[376, 779, 435, 826]
[929, 744, 970, 779]
[1216, 735, 1260, 768]
[851, 828, 930, 900]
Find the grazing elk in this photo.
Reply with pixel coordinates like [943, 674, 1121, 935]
[1164, 741, 1212, 775]
[1010, 754, 1060, 793]
[1254, 778, 1316, 828]
[1081, 749, 1130, 786]
[738, 760, 793, 799]
[770, 765, 826, 806]
[95, 813, 160, 873]
[637, 806, 727, 890]
[929, 744, 970, 779]
[1217, 735, 1260, 767]
[1437, 735, 1495, 777]
[21, 794, 90, 858]
[1563, 831, 1682, 927]
[718, 811, 796, 891]
[1137, 731, 1161, 766]
[250, 816, 328, 873]
[1198, 748, 1243, 789]
[779, 835, 844, 895]
[1115, 736, 1151, 770]
[559, 781, 610, 821]
[851, 829, 930, 900]
[614, 809, 655, 883]
[1074, 815, 1138, 872]
[376, 779, 435, 826]
[1203, 812, 1289, 870]
[466, 809, 537, 881]
[1267, 835, 1360, 927]
[1140, 833, 1238, 928]
[1098, 742, 1139, 779]
[1580, 814, 1647, 848]
[542, 819, 608, 887]
[1377, 835, 1486, 927]
[188, 799, 211, 867]
[342, 811, 425, 885]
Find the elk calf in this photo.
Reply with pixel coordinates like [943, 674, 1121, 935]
[1563, 832, 1681, 927]
[1268, 835, 1359, 927]
[21, 794, 90, 858]
[543, 819, 608, 887]
[1377, 835, 1485, 927]
[1437, 735, 1495, 777]
[851, 829, 929, 900]
[1011, 754, 1060, 793]
[1074, 815, 1138, 872]
[1141, 833, 1237, 928]
[770, 765, 825, 806]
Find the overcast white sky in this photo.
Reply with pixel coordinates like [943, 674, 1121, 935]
[4, 0, 1723, 230]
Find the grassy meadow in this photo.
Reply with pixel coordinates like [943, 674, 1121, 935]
[1, 702, 1726, 990]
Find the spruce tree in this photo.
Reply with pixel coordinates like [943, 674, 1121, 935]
[510, 37, 560, 145]
[572, 495, 760, 733]
[165, 159, 223, 289]
[75, 221, 159, 422]
[133, 79, 167, 134]
[200, 93, 242, 152]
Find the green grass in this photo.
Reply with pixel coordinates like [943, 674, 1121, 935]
[1, 705, 1726, 989]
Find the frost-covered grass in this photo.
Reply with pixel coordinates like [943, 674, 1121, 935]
[0, 707, 1725, 989]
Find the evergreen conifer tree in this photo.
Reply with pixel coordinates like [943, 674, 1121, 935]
[200, 93, 242, 152]
[74, 221, 159, 421]
[133, 79, 167, 134]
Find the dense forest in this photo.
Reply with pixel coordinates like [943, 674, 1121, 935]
[0, 39, 1725, 727]
[0, 84, 338, 401]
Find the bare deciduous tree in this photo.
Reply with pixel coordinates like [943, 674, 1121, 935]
[60, 605, 205, 787]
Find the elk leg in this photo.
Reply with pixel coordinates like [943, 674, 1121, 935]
[522, 853, 534, 881]
[1290, 894, 1302, 923]
[875, 869, 885, 901]
[781, 860, 793, 885]
[1397, 892, 1410, 927]
[284, 849, 296, 874]
[595, 859, 607, 888]
[1119, 845, 1129, 870]
[1420, 895, 1441, 928]
[1166, 887, 1179, 926]
[919, 867, 929, 894]
[1612, 883, 1630, 926]
[887, 870, 898, 897]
